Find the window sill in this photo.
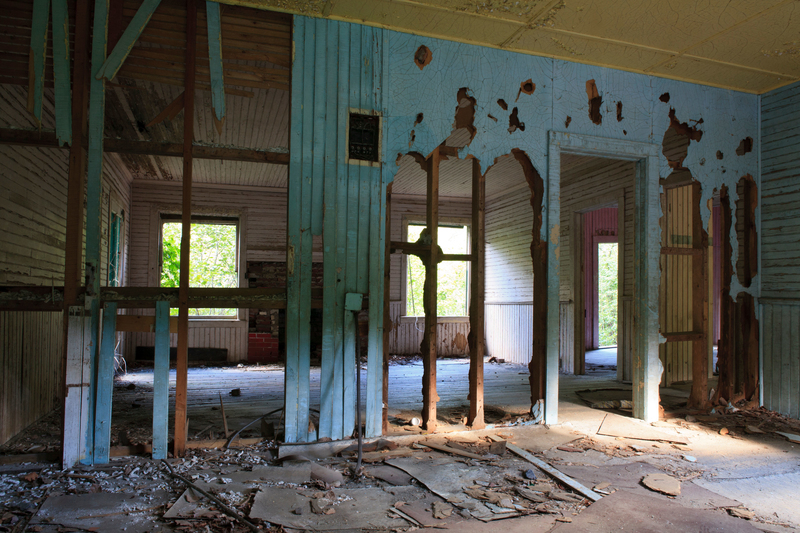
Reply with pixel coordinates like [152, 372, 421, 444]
[400, 316, 470, 324]
[187, 319, 247, 328]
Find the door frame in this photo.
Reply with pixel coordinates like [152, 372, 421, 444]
[547, 132, 661, 423]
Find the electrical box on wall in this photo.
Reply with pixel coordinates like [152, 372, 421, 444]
[348, 112, 381, 163]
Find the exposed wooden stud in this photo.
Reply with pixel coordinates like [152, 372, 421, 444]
[468, 157, 485, 429]
[51, 0, 72, 145]
[152, 301, 170, 460]
[421, 146, 440, 432]
[94, 303, 117, 463]
[27, 0, 49, 125]
[174, 0, 197, 458]
[689, 181, 709, 409]
[382, 182, 392, 435]
[95, 0, 162, 81]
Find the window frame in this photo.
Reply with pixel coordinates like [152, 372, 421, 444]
[400, 216, 471, 323]
[107, 193, 126, 288]
[152, 207, 247, 322]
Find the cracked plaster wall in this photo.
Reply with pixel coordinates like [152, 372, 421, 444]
[383, 32, 760, 303]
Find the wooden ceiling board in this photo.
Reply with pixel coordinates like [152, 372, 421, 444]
[544, 0, 786, 55]
[222, 0, 800, 92]
[647, 55, 789, 94]
[509, 27, 673, 72]
[688, 2, 800, 78]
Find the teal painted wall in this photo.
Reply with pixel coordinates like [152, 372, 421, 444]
[288, 17, 387, 442]
[289, 21, 764, 434]
[760, 80, 800, 418]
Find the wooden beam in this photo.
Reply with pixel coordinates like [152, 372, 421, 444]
[421, 146, 440, 432]
[205, 0, 225, 127]
[468, 157, 485, 429]
[51, 0, 72, 145]
[661, 246, 702, 256]
[662, 331, 703, 342]
[0, 128, 290, 164]
[27, 0, 49, 125]
[115, 314, 178, 333]
[174, 0, 197, 458]
[61, 0, 90, 470]
[94, 0, 162, 81]
[689, 181, 709, 409]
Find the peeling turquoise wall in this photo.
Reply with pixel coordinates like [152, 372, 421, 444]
[289, 23, 763, 434]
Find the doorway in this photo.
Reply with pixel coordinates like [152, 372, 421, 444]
[582, 207, 620, 373]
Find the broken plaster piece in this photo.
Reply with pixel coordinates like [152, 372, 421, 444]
[641, 473, 681, 496]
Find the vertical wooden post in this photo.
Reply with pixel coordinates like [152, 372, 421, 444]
[61, 0, 90, 468]
[84, 0, 109, 465]
[468, 158, 485, 429]
[174, 0, 197, 457]
[421, 147, 439, 431]
[94, 302, 117, 463]
[689, 181, 709, 409]
[382, 183, 392, 434]
[152, 301, 170, 460]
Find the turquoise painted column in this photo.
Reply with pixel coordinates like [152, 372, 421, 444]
[82, 0, 108, 465]
[152, 301, 170, 460]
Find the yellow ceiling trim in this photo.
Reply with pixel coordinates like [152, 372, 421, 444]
[643, 0, 796, 73]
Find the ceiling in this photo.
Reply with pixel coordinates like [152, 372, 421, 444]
[226, 0, 800, 94]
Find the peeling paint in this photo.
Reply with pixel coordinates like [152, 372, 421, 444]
[550, 224, 560, 245]
[414, 113, 424, 126]
[497, 98, 508, 111]
[564, 116, 571, 128]
[735, 137, 753, 156]
[616, 101, 623, 122]
[716, 150, 723, 160]
[659, 92, 670, 103]
[668, 108, 703, 142]
[487, 113, 497, 122]
[451, 87, 477, 145]
[585, 80, 602, 125]
[508, 107, 525, 133]
[414, 45, 432, 70]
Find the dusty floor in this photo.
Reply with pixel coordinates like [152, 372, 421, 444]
[2, 357, 800, 532]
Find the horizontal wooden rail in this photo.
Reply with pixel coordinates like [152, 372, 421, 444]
[661, 246, 702, 256]
[662, 331, 703, 342]
[0, 128, 289, 164]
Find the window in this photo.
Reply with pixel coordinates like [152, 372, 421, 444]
[108, 210, 124, 287]
[405, 223, 469, 317]
[160, 216, 239, 318]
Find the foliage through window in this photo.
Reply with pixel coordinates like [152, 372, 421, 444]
[161, 219, 238, 317]
[108, 211, 123, 287]
[598, 242, 618, 347]
[406, 224, 468, 317]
